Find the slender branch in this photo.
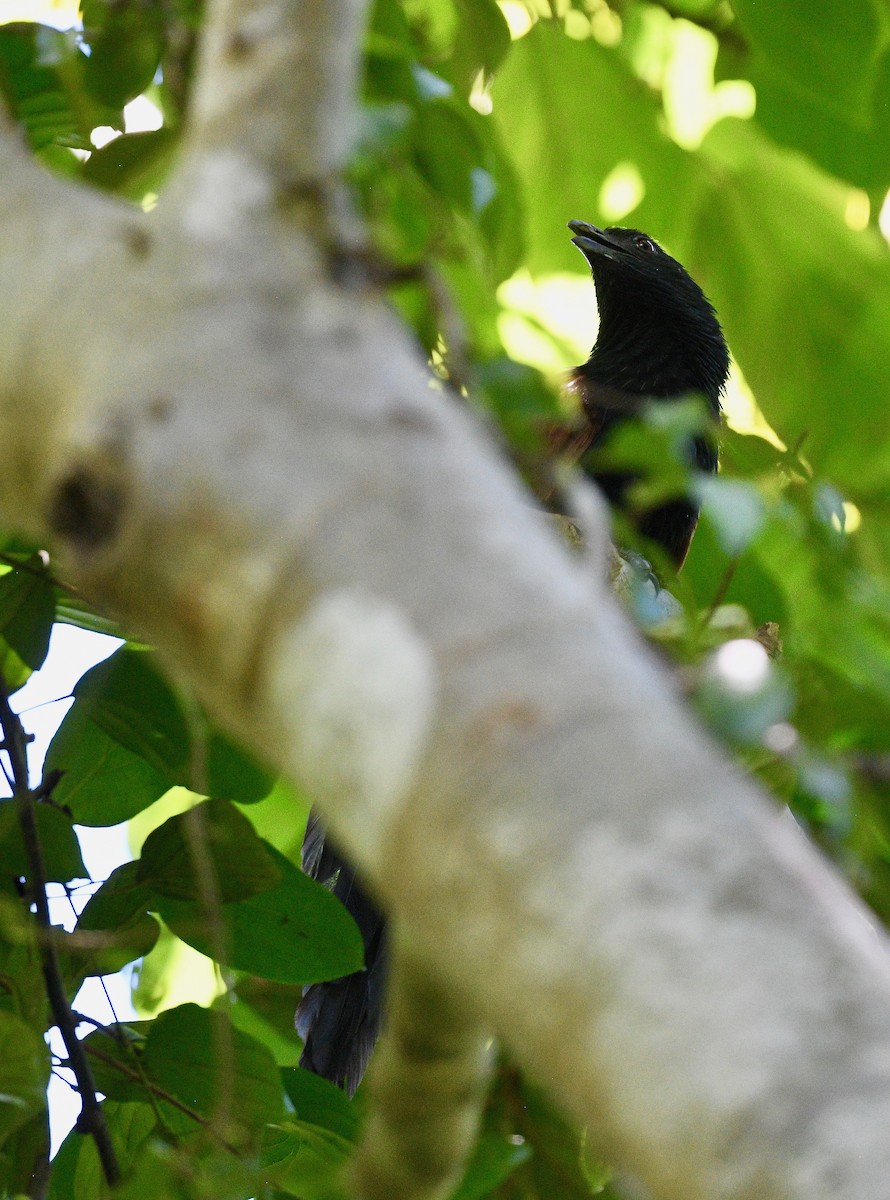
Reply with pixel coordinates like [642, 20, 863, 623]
[64, 888, 173, 1140]
[182, 802, 237, 1137]
[0, 684, 120, 1187]
[7, 920, 149, 953]
[0, 550, 48, 578]
[83, 1042, 240, 1154]
[0, 551, 82, 601]
[702, 555, 740, 627]
[168, 695, 238, 1138]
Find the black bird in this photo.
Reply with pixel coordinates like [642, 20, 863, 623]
[296, 223, 730, 1097]
[568, 220, 729, 567]
[295, 811, 387, 1096]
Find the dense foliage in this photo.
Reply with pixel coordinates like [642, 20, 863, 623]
[1, 0, 889, 1197]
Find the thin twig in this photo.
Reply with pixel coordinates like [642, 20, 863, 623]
[0, 550, 80, 597]
[0, 684, 120, 1186]
[182, 805, 236, 1137]
[83, 1042, 241, 1155]
[24, 923, 151, 952]
[702, 556, 739, 628]
[179, 692, 237, 1139]
[65, 887, 173, 1139]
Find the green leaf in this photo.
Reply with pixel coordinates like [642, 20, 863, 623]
[47, 723, 170, 827]
[80, 1021, 153, 1104]
[74, 649, 189, 775]
[0, 799, 87, 886]
[82, 128, 177, 200]
[0, 22, 103, 153]
[413, 100, 484, 213]
[261, 1120, 354, 1200]
[750, 48, 890, 190]
[401, 0, 510, 92]
[0, 923, 44, 1029]
[82, 0, 166, 110]
[682, 515, 791, 629]
[358, 0, 522, 308]
[0, 640, 32, 694]
[54, 593, 126, 639]
[137, 798, 282, 902]
[280, 1069, 359, 1145]
[484, 1065, 611, 1199]
[227, 777, 310, 861]
[0, 564, 55, 671]
[46, 648, 272, 826]
[111, 1137, 262, 1200]
[452, 0, 511, 86]
[681, 119, 890, 494]
[229, 982, 303, 1068]
[48, 1100, 157, 1200]
[449, 1132, 532, 1200]
[0, 1010, 48, 1147]
[142, 1003, 284, 1128]
[46, 647, 188, 826]
[0, 1111, 50, 1197]
[718, 428, 791, 478]
[71, 861, 159, 978]
[365, 0, 417, 108]
[732, 0, 885, 121]
[476, 358, 562, 462]
[206, 731, 275, 806]
[696, 477, 767, 556]
[154, 843, 364, 985]
[491, 23, 687, 274]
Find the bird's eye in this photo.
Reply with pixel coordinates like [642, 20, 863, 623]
[634, 236, 657, 253]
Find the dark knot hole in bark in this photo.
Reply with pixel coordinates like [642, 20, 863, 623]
[48, 465, 124, 549]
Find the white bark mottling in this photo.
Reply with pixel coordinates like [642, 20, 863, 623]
[271, 588, 436, 863]
[2, 5, 890, 1198]
[186, 0, 366, 183]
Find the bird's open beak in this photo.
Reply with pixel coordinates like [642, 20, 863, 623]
[568, 220, 622, 266]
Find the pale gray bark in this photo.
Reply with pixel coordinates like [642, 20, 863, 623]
[2, 3, 890, 1198]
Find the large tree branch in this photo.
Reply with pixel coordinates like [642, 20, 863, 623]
[3, 9, 890, 1200]
[186, 0, 366, 183]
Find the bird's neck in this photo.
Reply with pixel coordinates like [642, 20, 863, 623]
[581, 305, 727, 414]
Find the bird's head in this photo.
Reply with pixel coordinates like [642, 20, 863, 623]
[568, 220, 729, 408]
